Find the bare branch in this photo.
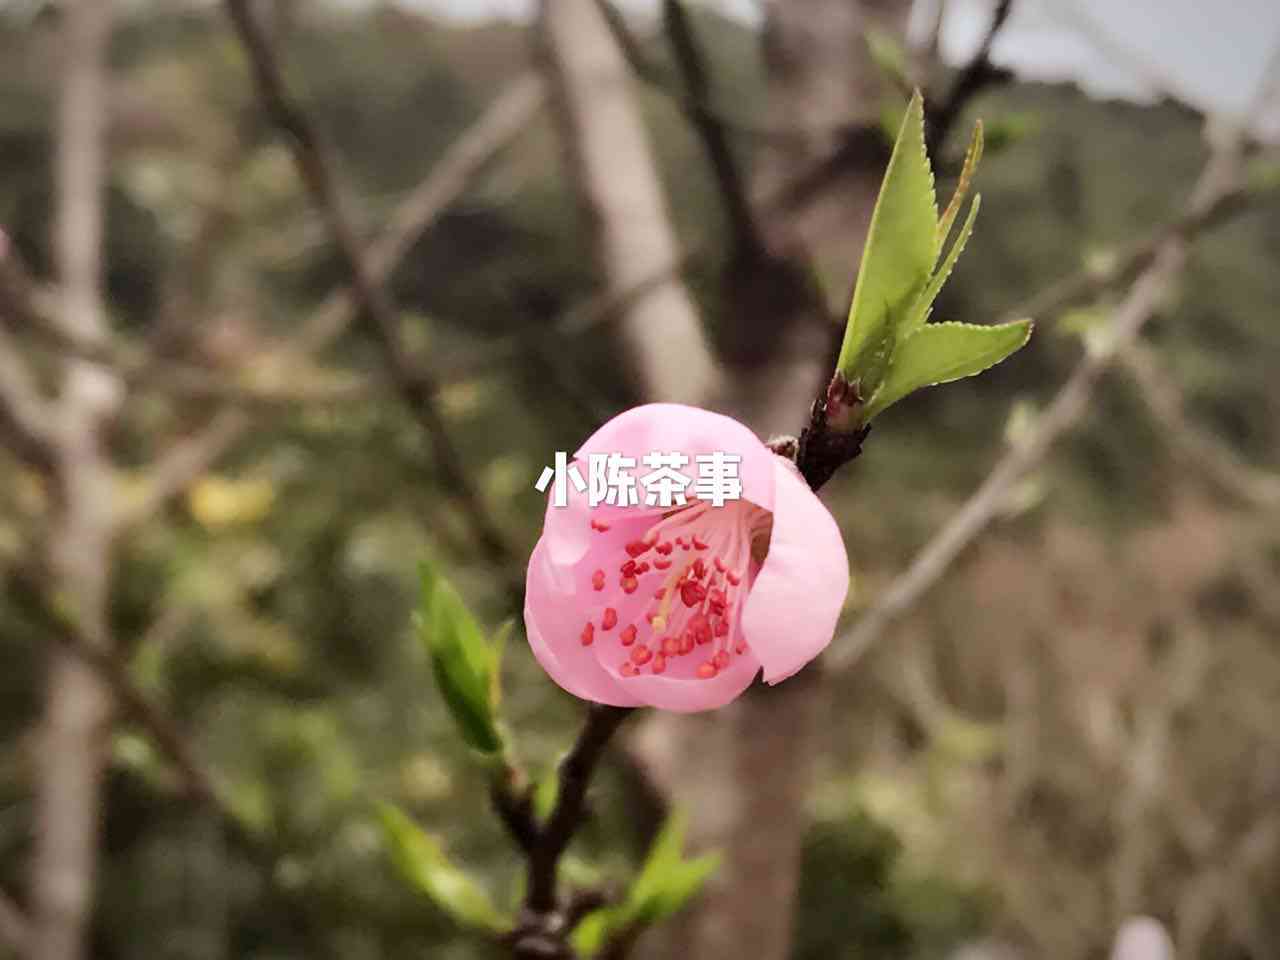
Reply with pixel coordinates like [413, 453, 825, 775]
[925, 0, 1015, 156]
[224, 0, 521, 584]
[30, 4, 121, 958]
[1120, 344, 1280, 508]
[290, 71, 545, 356]
[831, 132, 1248, 671]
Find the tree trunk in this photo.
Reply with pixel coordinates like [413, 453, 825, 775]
[28, 4, 121, 959]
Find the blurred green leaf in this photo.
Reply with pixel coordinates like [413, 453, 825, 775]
[863, 320, 1033, 419]
[836, 91, 937, 395]
[622, 809, 720, 926]
[569, 810, 720, 956]
[416, 558, 505, 754]
[377, 803, 512, 933]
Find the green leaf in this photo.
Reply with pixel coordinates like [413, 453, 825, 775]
[417, 558, 504, 754]
[863, 319, 1034, 420]
[570, 908, 614, 958]
[620, 809, 720, 926]
[936, 120, 984, 252]
[569, 810, 721, 953]
[836, 91, 938, 395]
[905, 193, 981, 334]
[377, 803, 512, 933]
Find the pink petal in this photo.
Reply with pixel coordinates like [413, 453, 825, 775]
[524, 540, 644, 707]
[574, 403, 777, 512]
[740, 457, 849, 683]
[598, 648, 760, 712]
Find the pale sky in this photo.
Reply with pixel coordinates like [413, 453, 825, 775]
[387, 0, 1280, 139]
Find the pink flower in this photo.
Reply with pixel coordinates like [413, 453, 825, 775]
[524, 403, 849, 712]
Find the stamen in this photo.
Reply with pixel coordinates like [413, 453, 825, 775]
[580, 622, 595, 647]
[601, 608, 618, 631]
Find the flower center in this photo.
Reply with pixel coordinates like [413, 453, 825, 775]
[583, 499, 772, 681]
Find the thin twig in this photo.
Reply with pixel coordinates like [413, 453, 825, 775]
[830, 131, 1248, 671]
[659, 0, 764, 260]
[1120, 344, 1280, 508]
[225, 0, 520, 587]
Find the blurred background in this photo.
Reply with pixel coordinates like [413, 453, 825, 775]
[1, 0, 1279, 958]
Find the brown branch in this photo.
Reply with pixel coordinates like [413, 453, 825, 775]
[289, 71, 545, 357]
[507, 705, 634, 960]
[925, 0, 1015, 156]
[830, 130, 1249, 672]
[223, 0, 520, 587]
[659, 0, 764, 261]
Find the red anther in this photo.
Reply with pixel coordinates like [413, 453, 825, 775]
[631, 644, 652, 665]
[580, 622, 595, 646]
[651, 654, 668, 675]
[696, 661, 718, 679]
[675, 536, 685, 546]
[645, 611, 657, 625]
[735, 639, 749, 655]
[680, 581, 706, 608]
[621, 661, 639, 677]
[713, 650, 731, 670]
[693, 557, 706, 580]
[653, 587, 667, 600]
[654, 558, 673, 571]
[714, 620, 729, 637]
[693, 536, 709, 550]
[682, 542, 691, 551]
[590, 517, 611, 532]
[620, 624, 637, 646]
[726, 570, 742, 586]
[695, 626, 712, 645]
[601, 608, 618, 630]
[662, 636, 681, 656]
[620, 559, 638, 578]
[656, 541, 674, 555]
[591, 569, 606, 591]
[714, 556, 727, 573]
[625, 540, 651, 558]
[636, 562, 650, 574]
[621, 576, 639, 594]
